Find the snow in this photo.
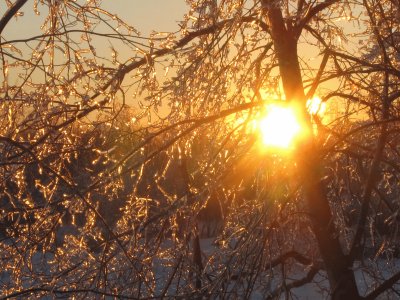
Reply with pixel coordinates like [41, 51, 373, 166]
[1, 235, 400, 299]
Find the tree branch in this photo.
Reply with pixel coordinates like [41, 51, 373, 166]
[349, 0, 391, 262]
[297, 0, 340, 34]
[326, 49, 400, 77]
[266, 266, 320, 299]
[0, 0, 28, 35]
[269, 250, 313, 268]
[21, 14, 267, 155]
[306, 50, 330, 99]
[364, 271, 400, 300]
[0, 287, 139, 300]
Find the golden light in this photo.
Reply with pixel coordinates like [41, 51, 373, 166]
[259, 104, 302, 149]
[307, 96, 326, 116]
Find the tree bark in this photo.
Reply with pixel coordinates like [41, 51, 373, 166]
[265, 7, 305, 102]
[262, 2, 361, 299]
[300, 149, 360, 299]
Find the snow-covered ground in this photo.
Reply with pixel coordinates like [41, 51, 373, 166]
[1, 236, 400, 299]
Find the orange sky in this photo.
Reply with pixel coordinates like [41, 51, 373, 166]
[0, 1, 188, 39]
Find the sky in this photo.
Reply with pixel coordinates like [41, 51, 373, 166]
[1, 0, 188, 38]
[100, 1, 188, 35]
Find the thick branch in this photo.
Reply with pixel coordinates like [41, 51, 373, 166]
[266, 266, 320, 299]
[269, 250, 313, 268]
[306, 50, 330, 99]
[327, 49, 400, 77]
[364, 271, 400, 300]
[0, 0, 28, 35]
[122, 15, 267, 75]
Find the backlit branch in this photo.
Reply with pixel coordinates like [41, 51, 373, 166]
[0, 0, 28, 35]
[296, 0, 340, 35]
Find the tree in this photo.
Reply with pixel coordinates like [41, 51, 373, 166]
[1, 0, 400, 299]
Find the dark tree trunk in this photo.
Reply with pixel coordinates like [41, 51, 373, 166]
[263, 3, 361, 299]
[300, 148, 360, 300]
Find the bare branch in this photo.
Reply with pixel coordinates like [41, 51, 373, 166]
[364, 271, 400, 300]
[266, 266, 320, 299]
[269, 250, 313, 268]
[0, 0, 28, 35]
[306, 50, 330, 99]
[0, 287, 139, 300]
[297, 0, 340, 34]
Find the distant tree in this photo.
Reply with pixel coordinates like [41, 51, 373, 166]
[1, 0, 400, 299]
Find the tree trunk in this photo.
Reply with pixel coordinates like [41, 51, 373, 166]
[263, 4, 361, 299]
[300, 146, 360, 299]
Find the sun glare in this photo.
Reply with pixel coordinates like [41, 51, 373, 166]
[259, 105, 301, 149]
[307, 96, 326, 116]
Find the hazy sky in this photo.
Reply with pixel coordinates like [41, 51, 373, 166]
[101, 1, 188, 34]
[1, 1, 188, 39]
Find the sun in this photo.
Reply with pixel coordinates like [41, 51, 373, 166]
[259, 104, 302, 149]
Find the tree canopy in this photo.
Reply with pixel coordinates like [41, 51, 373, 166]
[1, 0, 400, 299]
